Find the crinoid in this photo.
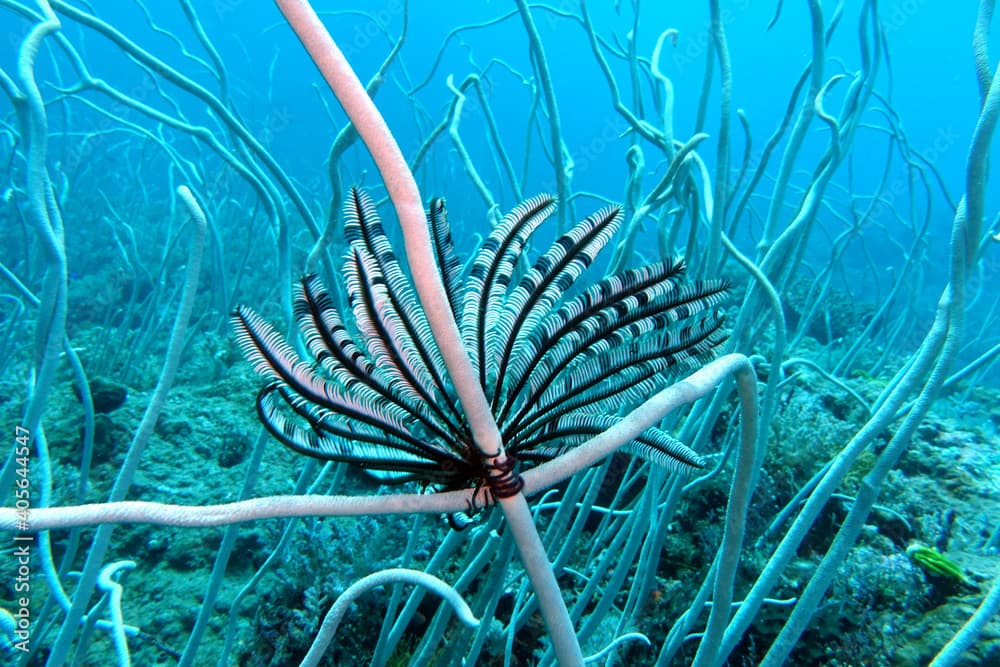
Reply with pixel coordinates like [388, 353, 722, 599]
[232, 187, 729, 524]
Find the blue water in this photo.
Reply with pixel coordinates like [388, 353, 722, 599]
[22, 0, 986, 339]
[1, 2, 999, 665]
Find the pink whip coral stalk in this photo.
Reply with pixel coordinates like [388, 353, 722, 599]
[271, 0, 584, 661]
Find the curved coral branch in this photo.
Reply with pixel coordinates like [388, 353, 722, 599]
[300, 568, 478, 667]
